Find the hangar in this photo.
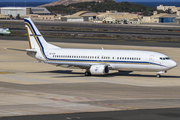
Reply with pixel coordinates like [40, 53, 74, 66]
[73, 11, 98, 21]
[150, 13, 178, 23]
[0, 7, 51, 17]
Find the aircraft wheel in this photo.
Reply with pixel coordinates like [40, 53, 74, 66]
[157, 74, 161, 78]
[85, 71, 91, 76]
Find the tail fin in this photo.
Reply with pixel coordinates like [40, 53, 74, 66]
[24, 18, 59, 61]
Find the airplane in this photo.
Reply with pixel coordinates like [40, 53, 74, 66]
[0, 28, 11, 35]
[24, 18, 177, 78]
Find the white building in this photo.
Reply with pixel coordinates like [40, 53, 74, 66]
[0, 7, 51, 17]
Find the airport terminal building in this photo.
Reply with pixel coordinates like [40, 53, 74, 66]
[0, 7, 51, 17]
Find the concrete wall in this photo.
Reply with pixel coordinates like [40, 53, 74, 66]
[142, 16, 150, 23]
[67, 18, 84, 22]
[150, 17, 159, 23]
[174, 19, 180, 24]
[33, 15, 55, 20]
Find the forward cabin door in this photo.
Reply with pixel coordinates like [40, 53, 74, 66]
[149, 55, 154, 65]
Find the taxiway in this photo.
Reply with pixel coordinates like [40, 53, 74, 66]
[0, 39, 180, 119]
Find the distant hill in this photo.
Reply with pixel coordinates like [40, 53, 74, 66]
[45, 1, 156, 16]
[38, 0, 112, 7]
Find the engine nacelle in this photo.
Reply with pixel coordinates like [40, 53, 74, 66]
[90, 65, 109, 75]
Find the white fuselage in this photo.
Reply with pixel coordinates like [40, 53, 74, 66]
[37, 48, 177, 72]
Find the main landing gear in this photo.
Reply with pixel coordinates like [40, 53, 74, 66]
[85, 71, 91, 76]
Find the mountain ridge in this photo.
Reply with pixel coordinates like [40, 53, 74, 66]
[39, 0, 106, 7]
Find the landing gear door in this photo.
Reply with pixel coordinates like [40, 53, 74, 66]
[149, 55, 154, 65]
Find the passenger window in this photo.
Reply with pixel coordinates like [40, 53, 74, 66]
[117, 57, 119, 59]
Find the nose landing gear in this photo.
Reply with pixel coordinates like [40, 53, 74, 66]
[157, 74, 161, 78]
[156, 71, 166, 78]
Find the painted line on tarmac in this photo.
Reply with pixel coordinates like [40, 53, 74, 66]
[21, 91, 96, 102]
[0, 72, 13, 74]
[88, 101, 140, 110]
[143, 41, 157, 42]
[21, 91, 141, 110]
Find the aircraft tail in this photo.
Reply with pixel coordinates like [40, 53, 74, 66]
[24, 18, 59, 61]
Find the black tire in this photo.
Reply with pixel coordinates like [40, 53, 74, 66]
[157, 74, 161, 78]
[85, 72, 91, 76]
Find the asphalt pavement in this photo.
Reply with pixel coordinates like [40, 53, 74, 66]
[1, 108, 180, 120]
[1, 35, 180, 48]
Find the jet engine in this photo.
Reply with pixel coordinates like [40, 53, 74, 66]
[90, 65, 109, 75]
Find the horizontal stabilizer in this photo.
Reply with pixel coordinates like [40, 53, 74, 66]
[26, 49, 37, 53]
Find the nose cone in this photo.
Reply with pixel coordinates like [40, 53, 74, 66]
[170, 60, 177, 68]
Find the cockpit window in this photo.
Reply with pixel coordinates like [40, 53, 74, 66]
[160, 57, 170, 60]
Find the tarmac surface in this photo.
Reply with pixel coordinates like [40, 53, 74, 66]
[1, 35, 180, 48]
[0, 38, 180, 119]
[10, 28, 180, 38]
[1, 19, 180, 38]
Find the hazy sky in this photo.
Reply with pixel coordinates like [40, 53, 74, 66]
[1, 0, 180, 2]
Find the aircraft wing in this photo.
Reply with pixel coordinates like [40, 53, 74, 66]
[44, 61, 92, 69]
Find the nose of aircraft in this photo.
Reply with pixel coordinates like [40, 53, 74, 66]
[170, 60, 177, 68]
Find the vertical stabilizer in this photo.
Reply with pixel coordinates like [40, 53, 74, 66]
[24, 18, 47, 49]
[24, 18, 60, 61]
